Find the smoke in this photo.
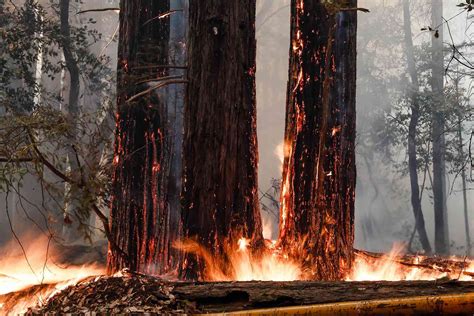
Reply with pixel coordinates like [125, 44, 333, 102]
[0, 0, 472, 260]
[255, 0, 474, 254]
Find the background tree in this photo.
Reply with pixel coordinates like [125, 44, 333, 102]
[430, 0, 449, 255]
[180, 0, 264, 281]
[278, 0, 357, 280]
[0, 0, 116, 245]
[403, 0, 432, 254]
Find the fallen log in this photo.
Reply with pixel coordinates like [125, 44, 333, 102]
[1, 271, 470, 314]
[173, 279, 474, 312]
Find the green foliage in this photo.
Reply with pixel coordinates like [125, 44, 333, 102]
[0, 0, 116, 242]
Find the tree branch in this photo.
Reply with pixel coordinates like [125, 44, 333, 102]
[76, 8, 120, 15]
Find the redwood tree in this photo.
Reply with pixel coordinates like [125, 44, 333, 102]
[279, 0, 357, 280]
[107, 0, 172, 274]
[180, 0, 264, 280]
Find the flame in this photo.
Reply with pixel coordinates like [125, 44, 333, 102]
[274, 141, 290, 172]
[262, 216, 274, 240]
[232, 238, 301, 282]
[177, 237, 302, 282]
[0, 235, 104, 314]
[347, 244, 474, 281]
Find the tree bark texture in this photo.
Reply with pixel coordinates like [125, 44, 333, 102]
[278, 0, 357, 280]
[180, 0, 264, 281]
[431, 0, 449, 255]
[107, 0, 172, 275]
[403, 0, 432, 254]
[171, 280, 474, 313]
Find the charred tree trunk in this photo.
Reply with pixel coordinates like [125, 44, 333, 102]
[431, 0, 449, 255]
[279, 0, 357, 280]
[180, 0, 264, 280]
[403, 0, 432, 254]
[107, 0, 172, 275]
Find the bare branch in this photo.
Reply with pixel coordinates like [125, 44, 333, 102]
[76, 8, 119, 15]
[126, 80, 188, 104]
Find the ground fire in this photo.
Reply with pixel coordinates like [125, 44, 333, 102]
[1, 0, 474, 315]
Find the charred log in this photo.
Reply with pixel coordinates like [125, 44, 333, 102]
[7, 272, 474, 314]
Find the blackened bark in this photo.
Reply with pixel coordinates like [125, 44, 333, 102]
[180, 0, 264, 280]
[107, 0, 171, 274]
[403, 0, 432, 254]
[279, 0, 357, 280]
[431, 0, 449, 255]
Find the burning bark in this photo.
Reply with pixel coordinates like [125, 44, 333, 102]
[278, 0, 357, 280]
[180, 0, 264, 280]
[107, 0, 174, 275]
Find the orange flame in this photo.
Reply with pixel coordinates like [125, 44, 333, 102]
[0, 236, 103, 314]
[347, 244, 474, 281]
[176, 237, 302, 282]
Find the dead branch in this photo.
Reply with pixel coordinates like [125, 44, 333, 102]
[142, 9, 183, 26]
[126, 80, 188, 104]
[76, 8, 119, 15]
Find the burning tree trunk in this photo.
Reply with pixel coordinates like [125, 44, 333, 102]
[180, 0, 264, 280]
[107, 0, 172, 275]
[431, 0, 449, 255]
[279, 0, 357, 280]
[403, 0, 432, 254]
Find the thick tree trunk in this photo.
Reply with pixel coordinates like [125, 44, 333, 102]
[278, 0, 357, 280]
[403, 0, 432, 254]
[180, 0, 264, 280]
[431, 0, 449, 255]
[107, 0, 171, 275]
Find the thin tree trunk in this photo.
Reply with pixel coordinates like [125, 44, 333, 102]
[454, 79, 471, 257]
[279, 0, 357, 280]
[166, 0, 188, 274]
[431, 0, 449, 255]
[59, 0, 83, 244]
[180, 0, 264, 281]
[107, 0, 171, 275]
[403, 0, 432, 254]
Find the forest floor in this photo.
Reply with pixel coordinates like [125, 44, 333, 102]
[2, 270, 474, 314]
